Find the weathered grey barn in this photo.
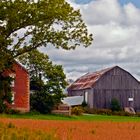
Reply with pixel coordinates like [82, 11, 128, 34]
[67, 66, 140, 111]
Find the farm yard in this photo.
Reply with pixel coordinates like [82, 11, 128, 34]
[1, 0, 140, 139]
[0, 114, 140, 140]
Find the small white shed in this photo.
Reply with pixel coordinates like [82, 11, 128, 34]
[62, 96, 84, 106]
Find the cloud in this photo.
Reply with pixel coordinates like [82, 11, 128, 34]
[41, 0, 140, 80]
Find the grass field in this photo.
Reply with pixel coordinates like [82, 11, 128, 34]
[0, 116, 140, 140]
[0, 113, 140, 122]
[0, 114, 140, 140]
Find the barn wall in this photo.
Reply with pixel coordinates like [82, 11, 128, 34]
[68, 90, 85, 96]
[92, 67, 140, 111]
[94, 67, 140, 89]
[3, 63, 30, 112]
[87, 89, 93, 108]
[13, 63, 30, 112]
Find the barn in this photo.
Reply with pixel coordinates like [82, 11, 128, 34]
[3, 62, 30, 112]
[67, 66, 140, 111]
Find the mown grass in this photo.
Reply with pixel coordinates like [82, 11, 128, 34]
[0, 122, 59, 140]
[0, 113, 140, 122]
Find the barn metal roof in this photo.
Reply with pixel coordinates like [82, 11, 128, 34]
[68, 66, 115, 90]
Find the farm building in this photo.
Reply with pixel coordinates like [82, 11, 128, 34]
[67, 66, 140, 112]
[3, 62, 30, 112]
[62, 96, 84, 106]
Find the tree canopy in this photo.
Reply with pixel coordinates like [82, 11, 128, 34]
[0, 0, 93, 72]
[18, 49, 67, 93]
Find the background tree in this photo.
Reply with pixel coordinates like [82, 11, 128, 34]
[18, 50, 67, 113]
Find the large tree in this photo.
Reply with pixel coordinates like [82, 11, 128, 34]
[0, 0, 93, 112]
[0, 0, 93, 72]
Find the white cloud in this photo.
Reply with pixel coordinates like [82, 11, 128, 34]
[41, 0, 140, 80]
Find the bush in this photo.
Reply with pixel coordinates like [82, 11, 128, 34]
[30, 90, 64, 114]
[84, 107, 134, 116]
[84, 108, 112, 115]
[0, 99, 7, 113]
[110, 98, 121, 112]
[113, 111, 133, 116]
[0, 75, 13, 113]
[71, 107, 83, 116]
[5, 108, 20, 114]
[82, 101, 88, 107]
[30, 91, 55, 114]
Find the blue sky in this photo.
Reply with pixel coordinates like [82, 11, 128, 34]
[75, 0, 140, 8]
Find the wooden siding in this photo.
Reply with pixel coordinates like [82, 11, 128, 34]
[94, 67, 140, 89]
[92, 67, 140, 111]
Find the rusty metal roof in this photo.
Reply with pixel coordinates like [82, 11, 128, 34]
[68, 66, 116, 90]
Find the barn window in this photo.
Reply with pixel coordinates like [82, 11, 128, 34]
[12, 92, 15, 105]
[9, 74, 16, 87]
[128, 98, 133, 102]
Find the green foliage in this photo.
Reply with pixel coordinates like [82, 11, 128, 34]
[31, 90, 65, 114]
[110, 98, 121, 112]
[0, 0, 93, 72]
[19, 50, 67, 113]
[5, 108, 20, 115]
[18, 50, 67, 92]
[0, 99, 7, 113]
[71, 107, 83, 116]
[84, 107, 134, 116]
[82, 101, 88, 107]
[84, 108, 113, 115]
[0, 75, 13, 113]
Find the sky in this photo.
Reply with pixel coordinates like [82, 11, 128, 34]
[76, 0, 140, 8]
[42, 0, 140, 80]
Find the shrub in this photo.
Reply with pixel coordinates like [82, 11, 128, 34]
[71, 107, 83, 116]
[113, 111, 133, 116]
[82, 101, 88, 107]
[5, 108, 20, 114]
[0, 75, 13, 113]
[84, 107, 134, 116]
[0, 99, 7, 113]
[30, 89, 65, 114]
[84, 108, 112, 115]
[110, 98, 121, 112]
[30, 91, 55, 114]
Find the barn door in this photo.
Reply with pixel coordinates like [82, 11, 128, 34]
[84, 91, 88, 103]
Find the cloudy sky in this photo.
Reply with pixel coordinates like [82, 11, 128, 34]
[42, 0, 140, 80]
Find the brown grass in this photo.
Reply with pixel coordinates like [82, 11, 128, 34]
[0, 118, 140, 140]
